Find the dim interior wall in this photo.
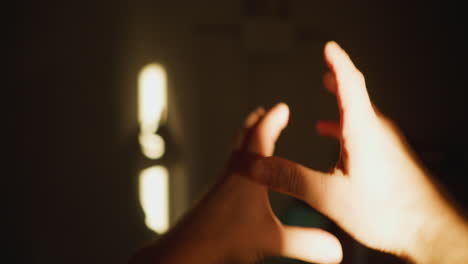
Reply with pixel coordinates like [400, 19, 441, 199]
[15, 0, 467, 263]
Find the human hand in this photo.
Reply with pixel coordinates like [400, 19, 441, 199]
[247, 42, 468, 263]
[130, 104, 343, 264]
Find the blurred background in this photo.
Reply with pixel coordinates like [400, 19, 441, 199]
[14, 0, 467, 263]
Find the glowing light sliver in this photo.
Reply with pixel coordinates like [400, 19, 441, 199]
[137, 63, 170, 234]
[139, 133, 165, 160]
[139, 166, 169, 234]
[138, 64, 167, 134]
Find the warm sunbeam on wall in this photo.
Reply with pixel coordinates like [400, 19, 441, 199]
[138, 63, 169, 234]
[138, 64, 167, 132]
[138, 64, 167, 159]
[139, 166, 169, 234]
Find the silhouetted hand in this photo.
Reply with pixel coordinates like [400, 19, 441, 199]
[130, 104, 342, 264]
[248, 42, 468, 263]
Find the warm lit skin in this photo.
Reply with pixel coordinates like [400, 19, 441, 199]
[131, 41, 468, 264]
[130, 104, 343, 264]
[248, 41, 468, 263]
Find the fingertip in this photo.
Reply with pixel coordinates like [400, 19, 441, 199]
[246, 102, 289, 155]
[324, 41, 339, 72]
[318, 231, 343, 264]
[325, 40, 340, 52]
[281, 227, 343, 264]
[271, 102, 290, 127]
[324, 41, 343, 59]
[323, 232, 343, 264]
[272, 102, 289, 113]
[275, 102, 289, 111]
[324, 41, 351, 68]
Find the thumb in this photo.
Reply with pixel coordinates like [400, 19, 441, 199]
[244, 102, 289, 156]
[280, 226, 342, 264]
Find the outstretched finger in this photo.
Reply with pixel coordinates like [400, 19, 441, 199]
[324, 41, 374, 126]
[248, 156, 348, 218]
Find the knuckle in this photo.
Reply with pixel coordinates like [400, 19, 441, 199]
[262, 159, 283, 189]
[250, 157, 306, 198]
[251, 158, 301, 194]
[250, 158, 277, 186]
[283, 164, 304, 197]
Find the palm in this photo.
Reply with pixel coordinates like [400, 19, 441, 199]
[335, 110, 435, 253]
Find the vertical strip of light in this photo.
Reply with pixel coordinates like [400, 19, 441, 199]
[138, 63, 169, 234]
[139, 166, 169, 233]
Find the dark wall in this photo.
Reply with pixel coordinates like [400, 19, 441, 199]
[14, 1, 467, 263]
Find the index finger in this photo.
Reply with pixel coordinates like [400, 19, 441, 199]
[324, 41, 374, 128]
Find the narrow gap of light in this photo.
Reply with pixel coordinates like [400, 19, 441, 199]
[138, 64, 167, 134]
[139, 166, 169, 234]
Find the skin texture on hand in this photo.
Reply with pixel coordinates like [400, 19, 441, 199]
[130, 104, 343, 264]
[247, 42, 468, 263]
